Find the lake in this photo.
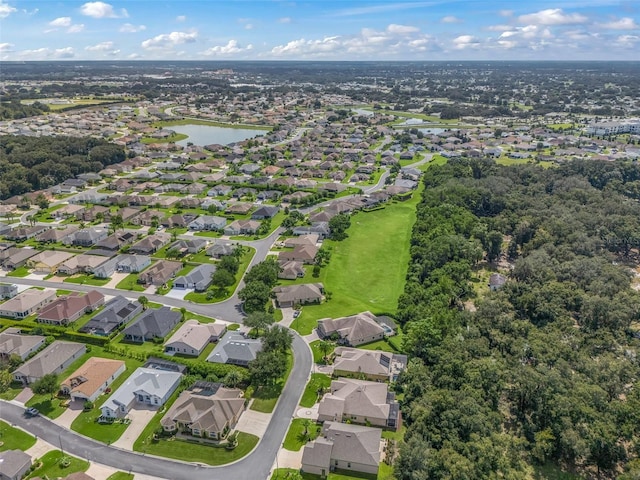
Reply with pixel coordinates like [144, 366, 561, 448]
[171, 124, 269, 147]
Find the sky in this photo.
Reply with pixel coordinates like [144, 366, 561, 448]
[0, 0, 639, 61]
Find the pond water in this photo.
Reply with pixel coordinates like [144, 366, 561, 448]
[172, 124, 269, 147]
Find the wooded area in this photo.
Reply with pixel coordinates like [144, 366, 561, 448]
[0, 135, 125, 199]
[395, 158, 640, 479]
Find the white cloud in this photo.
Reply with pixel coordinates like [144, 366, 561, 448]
[85, 41, 114, 51]
[279, 17, 292, 24]
[67, 24, 85, 33]
[202, 39, 253, 56]
[245, 23, 254, 30]
[54, 47, 75, 58]
[387, 24, 419, 34]
[20, 47, 76, 59]
[80, 2, 127, 19]
[49, 16, 72, 27]
[441, 16, 462, 24]
[487, 24, 512, 32]
[176, 15, 186, 22]
[0, 42, 14, 52]
[0, 1, 16, 18]
[142, 31, 198, 50]
[499, 10, 513, 17]
[615, 34, 639, 47]
[452, 35, 479, 49]
[598, 17, 639, 30]
[518, 8, 588, 26]
[128, 53, 141, 59]
[120, 23, 146, 33]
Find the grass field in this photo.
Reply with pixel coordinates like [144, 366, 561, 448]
[6, 266, 30, 277]
[290, 185, 423, 335]
[155, 118, 272, 131]
[106, 473, 135, 480]
[115, 273, 146, 291]
[0, 420, 36, 451]
[283, 418, 321, 451]
[27, 450, 89, 479]
[309, 340, 335, 364]
[299, 373, 331, 408]
[63, 274, 110, 286]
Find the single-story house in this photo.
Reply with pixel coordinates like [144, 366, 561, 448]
[61, 357, 126, 402]
[57, 253, 110, 276]
[26, 251, 75, 274]
[5, 225, 48, 241]
[0, 288, 57, 319]
[0, 283, 18, 299]
[188, 215, 227, 232]
[0, 329, 46, 361]
[94, 231, 137, 251]
[251, 205, 279, 220]
[100, 367, 182, 418]
[37, 290, 105, 326]
[79, 296, 142, 336]
[489, 273, 507, 291]
[206, 242, 237, 259]
[278, 244, 319, 264]
[122, 307, 181, 343]
[0, 247, 39, 270]
[278, 260, 305, 280]
[164, 320, 227, 357]
[301, 422, 381, 477]
[318, 377, 400, 430]
[333, 347, 407, 382]
[207, 333, 262, 367]
[35, 225, 79, 244]
[160, 382, 245, 440]
[115, 254, 152, 274]
[283, 234, 319, 247]
[129, 232, 172, 255]
[69, 227, 109, 247]
[168, 238, 208, 255]
[317, 311, 386, 347]
[0, 449, 32, 480]
[223, 219, 261, 236]
[173, 264, 216, 292]
[13, 340, 86, 385]
[272, 283, 324, 308]
[138, 260, 183, 286]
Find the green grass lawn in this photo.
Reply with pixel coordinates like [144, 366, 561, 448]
[250, 351, 293, 413]
[115, 273, 146, 291]
[7, 266, 30, 277]
[299, 373, 331, 408]
[0, 382, 24, 401]
[308, 340, 335, 364]
[183, 312, 217, 323]
[291, 186, 423, 335]
[63, 274, 110, 286]
[106, 473, 135, 480]
[283, 418, 321, 451]
[270, 468, 391, 480]
[356, 339, 398, 354]
[27, 450, 89, 479]
[0, 420, 36, 451]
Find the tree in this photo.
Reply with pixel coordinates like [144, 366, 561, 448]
[238, 281, 272, 313]
[31, 373, 59, 399]
[317, 340, 334, 363]
[302, 418, 313, 439]
[262, 325, 293, 353]
[244, 311, 275, 336]
[485, 230, 503, 263]
[219, 255, 240, 275]
[211, 269, 235, 292]
[35, 193, 49, 210]
[165, 247, 181, 260]
[249, 349, 286, 386]
[223, 370, 242, 388]
[0, 369, 12, 394]
[138, 295, 149, 310]
[180, 307, 187, 322]
[110, 214, 124, 232]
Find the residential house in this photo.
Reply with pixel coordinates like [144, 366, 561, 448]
[114, 254, 152, 273]
[278, 260, 305, 280]
[223, 219, 261, 236]
[60, 357, 126, 402]
[278, 244, 319, 264]
[318, 378, 400, 430]
[92, 256, 121, 279]
[0, 283, 18, 299]
[207, 333, 262, 367]
[100, 367, 182, 418]
[35, 225, 79, 244]
[26, 251, 75, 274]
[283, 234, 319, 247]
[69, 228, 109, 247]
[301, 422, 381, 477]
[94, 231, 136, 251]
[188, 215, 227, 232]
[317, 311, 386, 347]
[79, 296, 142, 336]
[75, 205, 109, 222]
[333, 347, 407, 382]
[0, 222, 11, 236]
[138, 260, 182, 286]
[129, 232, 171, 255]
[251, 205, 279, 220]
[164, 320, 227, 357]
[173, 264, 216, 291]
[272, 283, 324, 308]
[160, 382, 245, 440]
[0, 329, 46, 361]
[122, 307, 181, 342]
[161, 214, 197, 229]
[206, 241, 237, 259]
[132, 210, 165, 227]
[13, 340, 86, 385]
[0, 450, 32, 480]
[57, 253, 109, 276]
[37, 290, 105, 326]
[107, 207, 140, 223]
[168, 238, 208, 255]
[5, 225, 48, 241]
[0, 247, 38, 270]
[0, 288, 57, 319]
[292, 222, 331, 239]
[489, 273, 507, 291]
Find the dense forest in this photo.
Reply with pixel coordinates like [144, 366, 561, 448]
[0, 98, 50, 120]
[395, 158, 640, 479]
[0, 136, 125, 199]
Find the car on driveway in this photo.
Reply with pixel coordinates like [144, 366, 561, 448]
[25, 407, 39, 417]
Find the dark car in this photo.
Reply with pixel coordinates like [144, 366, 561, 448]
[25, 407, 39, 417]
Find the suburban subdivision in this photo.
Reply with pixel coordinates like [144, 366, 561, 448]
[1, 54, 640, 480]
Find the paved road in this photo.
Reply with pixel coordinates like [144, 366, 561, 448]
[0, 335, 311, 480]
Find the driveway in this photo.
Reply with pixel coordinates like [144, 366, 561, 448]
[295, 405, 319, 420]
[54, 400, 84, 429]
[14, 387, 34, 404]
[165, 288, 191, 299]
[235, 406, 271, 437]
[275, 448, 303, 470]
[279, 308, 295, 328]
[111, 405, 158, 450]
[104, 272, 128, 289]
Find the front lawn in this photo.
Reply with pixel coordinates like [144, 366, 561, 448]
[0, 420, 36, 451]
[115, 273, 146, 291]
[7, 266, 30, 277]
[309, 340, 335, 364]
[106, 473, 134, 480]
[27, 450, 89, 479]
[290, 186, 422, 335]
[283, 418, 321, 451]
[63, 274, 110, 286]
[299, 373, 331, 408]
[0, 382, 24, 400]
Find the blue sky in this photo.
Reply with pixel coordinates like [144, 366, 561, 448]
[0, 1, 638, 61]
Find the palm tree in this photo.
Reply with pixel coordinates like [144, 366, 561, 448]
[180, 307, 187, 322]
[138, 295, 149, 311]
[302, 419, 312, 439]
[317, 340, 334, 364]
[223, 371, 242, 388]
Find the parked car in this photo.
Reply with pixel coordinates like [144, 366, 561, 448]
[25, 407, 39, 417]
